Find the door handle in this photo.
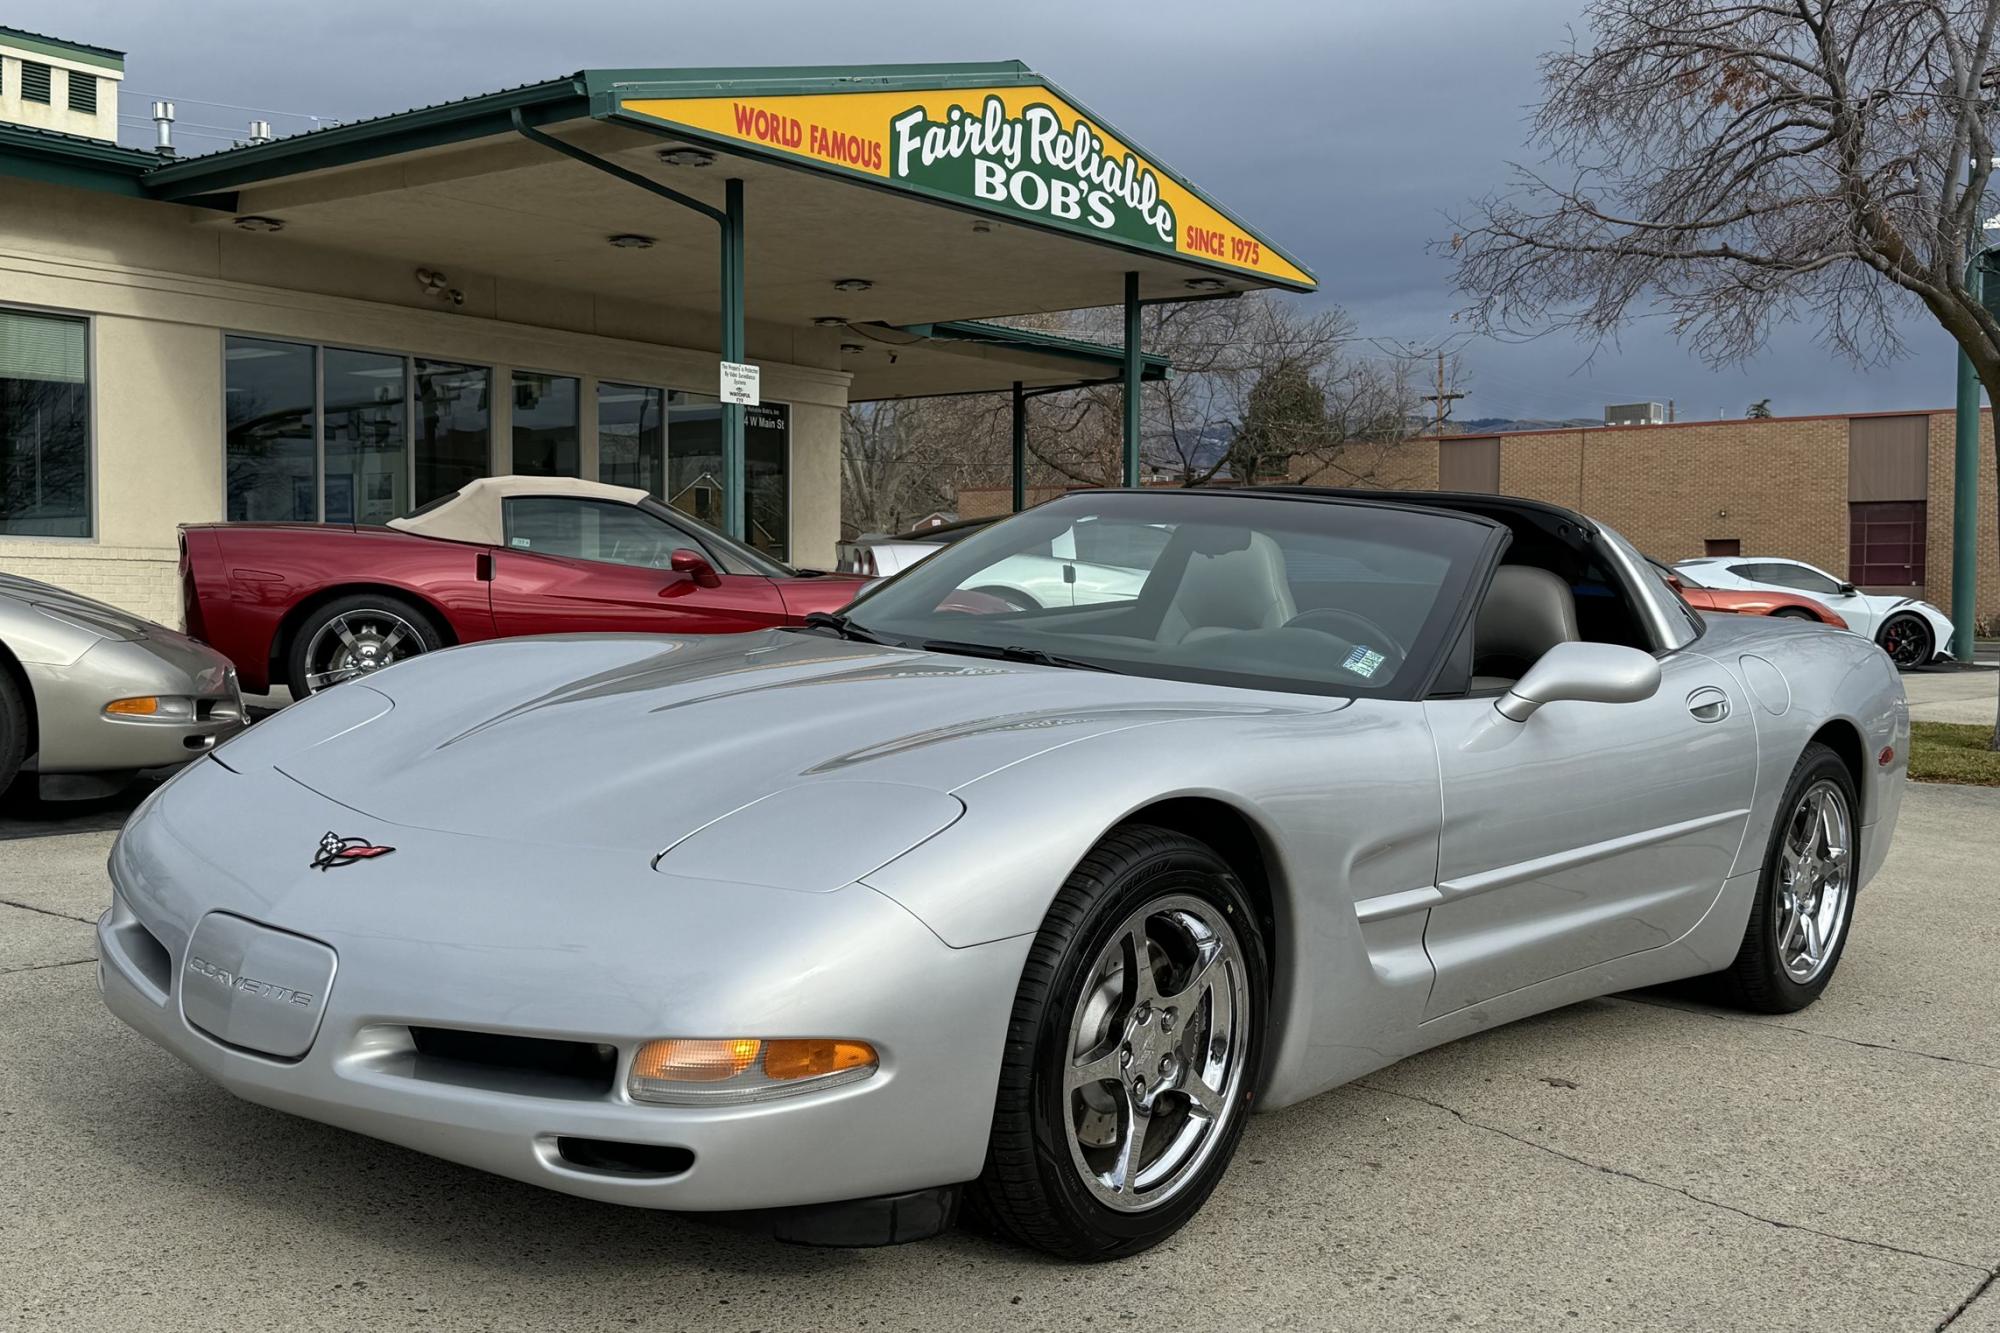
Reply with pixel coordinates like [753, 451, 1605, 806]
[1686, 686, 1730, 723]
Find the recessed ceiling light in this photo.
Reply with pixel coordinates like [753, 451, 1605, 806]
[812, 316, 848, 328]
[831, 277, 874, 293]
[233, 215, 285, 232]
[839, 342, 865, 355]
[1185, 277, 1229, 292]
[607, 233, 655, 249]
[657, 147, 715, 168]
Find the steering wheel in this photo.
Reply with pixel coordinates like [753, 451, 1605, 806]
[1283, 609, 1409, 662]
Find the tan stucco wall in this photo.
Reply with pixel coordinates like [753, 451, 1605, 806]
[0, 178, 853, 626]
[0, 43, 121, 143]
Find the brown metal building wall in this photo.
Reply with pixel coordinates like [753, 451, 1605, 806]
[1847, 415, 1930, 501]
[1438, 437, 1500, 493]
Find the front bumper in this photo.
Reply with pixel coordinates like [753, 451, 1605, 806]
[29, 632, 245, 773]
[99, 761, 1031, 1213]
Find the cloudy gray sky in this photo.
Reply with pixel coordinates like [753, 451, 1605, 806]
[36, 0, 1966, 422]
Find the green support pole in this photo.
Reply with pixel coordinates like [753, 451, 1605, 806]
[1954, 259, 1983, 662]
[1011, 381, 1026, 513]
[721, 177, 747, 540]
[1122, 272, 1141, 487]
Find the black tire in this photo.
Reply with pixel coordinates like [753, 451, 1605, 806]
[0, 668, 28, 798]
[285, 592, 444, 697]
[969, 585, 1040, 612]
[1769, 607, 1816, 621]
[1703, 742, 1859, 1013]
[968, 824, 1269, 1260]
[1877, 612, 1933, 671]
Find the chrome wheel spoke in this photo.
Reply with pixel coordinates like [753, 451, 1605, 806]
[306, 668, 357, 689]
[1181, 1067, 1226, 1120]
[1122, 922, 1162, 1009]
[1067, 1045, 1126, 1094]
[1108, 1092, 1151, 1196]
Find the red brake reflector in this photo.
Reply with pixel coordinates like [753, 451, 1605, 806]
[1878, 746, 1895, 767]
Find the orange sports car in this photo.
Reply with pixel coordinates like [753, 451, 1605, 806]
[1648, 558, 1848, 628]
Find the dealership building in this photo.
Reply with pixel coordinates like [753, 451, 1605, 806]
[0, 30, 1311, 625]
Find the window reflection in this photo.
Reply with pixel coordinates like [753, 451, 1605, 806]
[324, 349, 406, 525]
[511, 371, 578, 478]
[414, 360, 489, 506]
[0, 309, 89, 538]
[665, 392, 789, 559]
[597, 382, 664, 498]
[225, 337, 316, 522]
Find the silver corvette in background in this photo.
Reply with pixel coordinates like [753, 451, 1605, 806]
[0, 574, 245, 797]
[100, 488, 1906, 1259]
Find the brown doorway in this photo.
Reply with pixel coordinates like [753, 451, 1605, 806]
[1848, 500, 1926, 592]
[1704, 538, 1741, 557]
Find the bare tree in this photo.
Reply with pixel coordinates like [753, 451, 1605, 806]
[1448, 0, 2000, 745]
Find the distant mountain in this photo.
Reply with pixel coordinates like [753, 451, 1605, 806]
[1445, 417, 1602, 435]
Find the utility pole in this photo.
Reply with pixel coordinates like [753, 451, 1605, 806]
[1420, 350, 1466, 437]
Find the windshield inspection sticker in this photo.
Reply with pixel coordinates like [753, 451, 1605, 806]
[1342, 645, 1386, 679]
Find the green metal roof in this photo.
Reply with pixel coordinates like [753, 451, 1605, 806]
[0, 61, 1314, 292]
[0, 24, 125, 71]
[0, 122, 159, 195]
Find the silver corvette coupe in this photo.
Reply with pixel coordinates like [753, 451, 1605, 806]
[101, 488, 1907, 1259]
[0, 574, 245, 797]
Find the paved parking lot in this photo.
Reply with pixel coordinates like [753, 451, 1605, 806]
[2, 777, 1997, 1331]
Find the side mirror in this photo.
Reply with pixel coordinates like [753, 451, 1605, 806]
[669, 548, 721, 589]
[1837, 582, 1859, 596]
[1496, 642, 1662, 723]
[1663, 573, 1685, 592]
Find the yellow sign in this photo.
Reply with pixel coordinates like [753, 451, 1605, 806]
[621, 86, 1314, 289]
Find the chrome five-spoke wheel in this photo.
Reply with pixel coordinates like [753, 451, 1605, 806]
[286, 593, 443, 698]
[972, 825, 1268, 1259]
[302, 609, 424, 692]
[1775, 779, 1851, 983]
[1064, 894, 1250, 1212]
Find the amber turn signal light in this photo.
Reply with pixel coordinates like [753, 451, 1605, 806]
[627, 1037, 879, 1106]
[105, 696, 161, 716]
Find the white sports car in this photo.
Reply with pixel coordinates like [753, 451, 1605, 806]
[1674, 556, 1954, 669]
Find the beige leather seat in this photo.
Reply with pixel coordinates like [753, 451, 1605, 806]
[1470, 565, 1579, 690]
[1157, 531, 1297, 645]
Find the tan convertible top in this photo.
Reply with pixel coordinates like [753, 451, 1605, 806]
[387, 475, 651, 546]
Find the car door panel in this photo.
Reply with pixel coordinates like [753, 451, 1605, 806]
[1420, 651, 1756, 1018]
[489, 551, 785, 638]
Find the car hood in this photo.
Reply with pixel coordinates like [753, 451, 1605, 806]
[0, 572, 156, 641]
[225, 630, 1325, 853]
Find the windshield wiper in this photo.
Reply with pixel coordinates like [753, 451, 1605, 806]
[798, 611, 889, 644]
[917, 638, 1113, 672]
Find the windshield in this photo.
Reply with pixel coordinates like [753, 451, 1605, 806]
[841, 491, 1493, 698]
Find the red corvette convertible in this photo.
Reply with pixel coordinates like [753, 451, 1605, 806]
[182, 477, 868, 696]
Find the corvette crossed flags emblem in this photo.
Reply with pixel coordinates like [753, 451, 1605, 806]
[311, 831, 396, 871]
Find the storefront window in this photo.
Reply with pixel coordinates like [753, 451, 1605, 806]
[664, 392, 789, 558]
[0, 309, 89, 538]
[413, 360, 489, 506]
[323, 349, 407, 525]
[597, 382, 665, 498]
[511, 371, 578, 478]
[225, 337, 317, 522]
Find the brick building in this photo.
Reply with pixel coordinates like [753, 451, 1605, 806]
[956, 408, 1998, 628]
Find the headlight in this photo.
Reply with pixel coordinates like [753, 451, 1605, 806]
[627, 1037, 878, 1106]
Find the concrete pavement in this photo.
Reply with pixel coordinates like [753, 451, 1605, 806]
[2, 784, 1997, 1332]
[1906, 669, 2000, 727]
